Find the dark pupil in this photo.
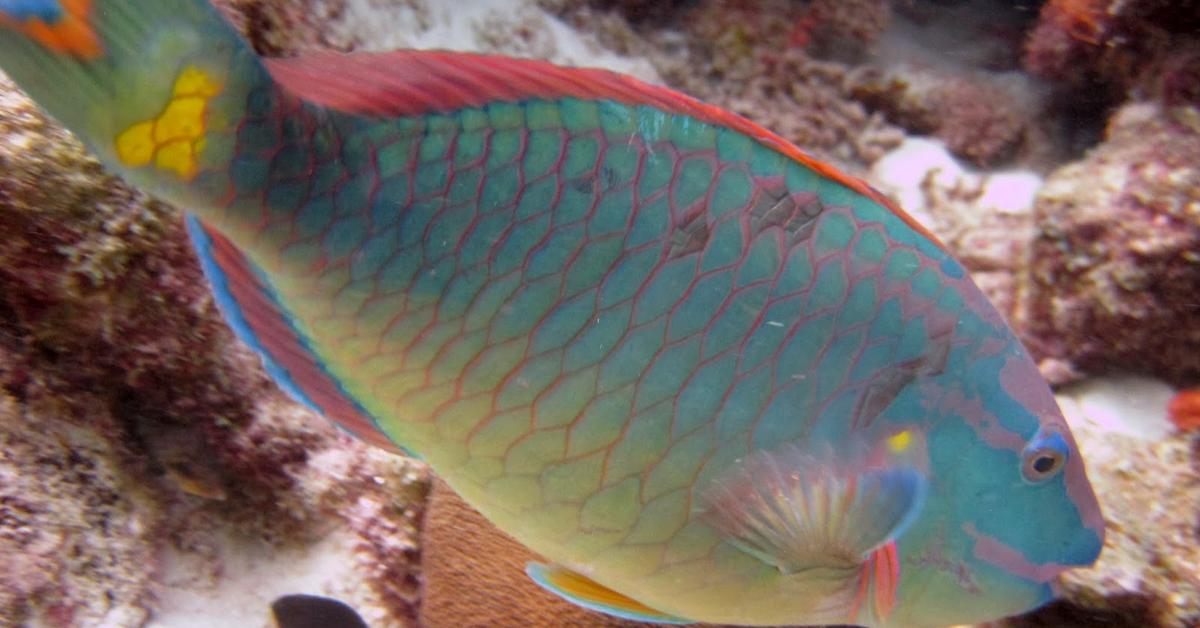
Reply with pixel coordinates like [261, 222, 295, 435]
[1033, 455, 1057, 474]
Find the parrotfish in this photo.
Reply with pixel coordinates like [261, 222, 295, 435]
[0, 2, 1104, 626]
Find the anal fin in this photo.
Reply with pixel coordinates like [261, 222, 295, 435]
[525, 563, 691, 625]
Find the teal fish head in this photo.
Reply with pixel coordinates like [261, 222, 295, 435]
[892, 342, 1104, 626]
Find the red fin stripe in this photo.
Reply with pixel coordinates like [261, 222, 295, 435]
[198, 222, 401, 453]
[848, 541, 900, 624]
[264, 50, 946, 249]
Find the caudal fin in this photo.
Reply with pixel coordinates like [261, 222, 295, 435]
[0, 0, 272, 204]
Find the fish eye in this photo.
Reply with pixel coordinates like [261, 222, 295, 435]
[1021, 431, 1069, 483]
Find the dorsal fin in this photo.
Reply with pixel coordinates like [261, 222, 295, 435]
[186, 215, 404, 455]
[262, 50, 945, 248]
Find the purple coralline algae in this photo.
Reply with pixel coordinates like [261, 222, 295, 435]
[1024, 0, 1200, 108]
[1016, 101, 1200, 387]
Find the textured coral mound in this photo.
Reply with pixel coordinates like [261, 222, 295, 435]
[1017, 102, 1200, 386]
[418, 478, 650, 627]
[1024, 0, 1200, 107]
[848, 67, 1033, 166]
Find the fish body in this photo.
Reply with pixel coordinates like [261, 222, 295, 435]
[0, 3, 1104, 626]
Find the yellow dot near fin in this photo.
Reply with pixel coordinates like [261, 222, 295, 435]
[887, 430, 912, 454]
[114, 66, 221, 182]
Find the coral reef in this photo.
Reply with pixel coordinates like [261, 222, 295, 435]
[1017, 101, 1200, 387]
[0, 391, 161, 627]
[325, 0, 660, 83]
[652, 0, 906, 171]
[546, 0, 907, 172]
[797, 0, 893, 61]
[1024, 0, 1200, 107]
[848, 65, 1035, 166]
[0, 69, 427, 626]
[1033, 378, 1200, 627]
[212, 0, 347, 55]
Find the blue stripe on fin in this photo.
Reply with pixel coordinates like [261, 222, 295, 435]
[0, 0, 64, 22]
[185, 214, 418, 458]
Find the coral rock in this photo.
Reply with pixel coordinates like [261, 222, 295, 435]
[1017, 101, 1200, 386]
[1008, 380, 1200, 627]
[801, 0, 893, 60]
[1024, 0, 1200, 107]
[418, 478, 651, 627]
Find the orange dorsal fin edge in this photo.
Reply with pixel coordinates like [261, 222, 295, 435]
[263, 50, 945, 249]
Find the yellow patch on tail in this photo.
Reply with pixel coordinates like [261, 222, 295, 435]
[115, 66, 222, 180]
[0, 0, 100, 59]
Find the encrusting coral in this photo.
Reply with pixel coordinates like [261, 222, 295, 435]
[1016, 101, 1200, 387]
[548, 0, 907, 172]
[1024, 0, 1200, 108]
[419, 478, 645, 627]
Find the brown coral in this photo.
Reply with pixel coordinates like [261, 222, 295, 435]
[1016, 101, 1200, 386]
[800, 0, 893, 61]
[848, 67, 1033, 166]
[418, 478, 649, 627]
[1024, 0, 1200, 106]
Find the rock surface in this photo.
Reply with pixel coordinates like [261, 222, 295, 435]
[1017, 101, 1200, 387]
[419, 478, 646, 627]
[1037, 378, 1200, 627]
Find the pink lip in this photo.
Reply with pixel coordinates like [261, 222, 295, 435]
[963, 523, 1077, 583]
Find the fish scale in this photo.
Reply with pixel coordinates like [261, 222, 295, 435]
[226, 90, 964, 555]
[0, 3, 1104, 626]
[208, 94, 1033, 617]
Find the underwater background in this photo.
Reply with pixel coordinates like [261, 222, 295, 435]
[0, 0, 1197, 626]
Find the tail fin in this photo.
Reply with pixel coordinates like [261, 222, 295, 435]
[0, 0, 272, 206]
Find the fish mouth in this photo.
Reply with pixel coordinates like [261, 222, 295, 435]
[1062, 527, 1104, 567]
[962, 522, 1104, 600]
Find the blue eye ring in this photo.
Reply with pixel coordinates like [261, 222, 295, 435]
[1021, 431, 1070, 483]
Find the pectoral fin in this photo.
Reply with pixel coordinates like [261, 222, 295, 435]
[525, 563, 691, 625]
[701, 430, 928, 622]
